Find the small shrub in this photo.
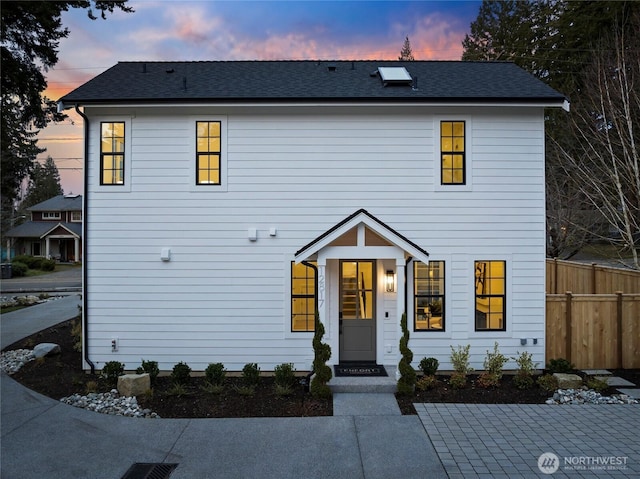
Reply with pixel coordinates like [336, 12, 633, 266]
[201, 382, 225, 394]
[537, 373, 559, 392]
[310, 313, 332, 399]
[397, 313, 416, 396]
[233, 384, 255, 396]
[449, 371, 467, 389]
[10, 261, 28, 277]
[419, 357, 439, 376]
[512, 351, 538, 390]
[242, 363, 260, 387]
[71, 319, 82, 352]
[274, 383, 294, 396]
[171, 361, 192, 385]
[586, 376, 609, 393]
[40, 258, 56, 271]
[513, 351, 537, 374]
[513, 372, 535, 390]
[12, 255, 38, 268]
[29, 257, 44, 269]
[483, 342, 508, 380]
[476, 372, 500, 388]
[546, 358, 574, 374]
[166, 383, 188, 397]
[416, 374, 438, 391]
[136, 359, 159, 384]
[204, 362, 226, 386]
[102, 361, 125, 386]
[274, 362, 296, 389]
[450, 344, 473, 374]
[85, 381, 98, 393]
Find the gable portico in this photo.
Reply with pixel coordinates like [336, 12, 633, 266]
[295, 209, 429, 370]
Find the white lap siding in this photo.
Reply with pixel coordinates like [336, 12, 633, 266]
[84, 105, 546, 372]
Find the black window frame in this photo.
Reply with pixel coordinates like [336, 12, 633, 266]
[291, 261, 317, 332]
[474, 260, 506, 331]
[196, 121, 222, 186]
[413, 260, 446, 332]
[440, 120, 466, 185]
[100, 121, 125, 186]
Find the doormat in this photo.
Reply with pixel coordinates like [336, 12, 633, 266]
[334, 363, 387, 377]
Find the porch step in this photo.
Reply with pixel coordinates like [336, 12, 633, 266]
[329, 366, 397, 394]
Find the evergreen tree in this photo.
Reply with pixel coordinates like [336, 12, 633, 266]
[21, 157, 64, 209]
[398, 36, 415, 61]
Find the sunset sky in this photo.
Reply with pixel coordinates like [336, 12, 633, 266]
[40, 0, 482, 194]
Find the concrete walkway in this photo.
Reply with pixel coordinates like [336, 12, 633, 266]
[1, 293, 82, 349]
[2, 297, 640, 478]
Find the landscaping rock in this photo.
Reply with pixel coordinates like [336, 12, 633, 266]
[553, 373, 582, 389]
[117, 373, 150, 397]
[33, 343, 61, 358]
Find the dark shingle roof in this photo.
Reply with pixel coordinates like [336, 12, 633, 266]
[59, 61, 567, 106]
[5, 222, 82, 238]
[27, 195, 82, 212]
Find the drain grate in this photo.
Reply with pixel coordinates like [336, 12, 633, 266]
[121, 463, 178, 479]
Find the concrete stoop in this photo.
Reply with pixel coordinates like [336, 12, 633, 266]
[329, 366, 397, 394]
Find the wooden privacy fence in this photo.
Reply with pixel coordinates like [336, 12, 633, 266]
[546, 293, 640, 369]
[547, 258, 640, 294]
[546, 259, 640, 369]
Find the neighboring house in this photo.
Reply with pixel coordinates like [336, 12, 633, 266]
[58, 61, 568, 374]
[5, 194, 83, 262]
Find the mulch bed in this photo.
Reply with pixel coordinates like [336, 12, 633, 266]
[5, 317, 639, 418]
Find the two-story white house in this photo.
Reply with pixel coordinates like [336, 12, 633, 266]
[58, 60, 568, 374]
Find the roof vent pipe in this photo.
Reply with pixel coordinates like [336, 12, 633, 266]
[412, 76, 419, 90]
[182, 76, 187, 90]
[142, 63, 147, 73]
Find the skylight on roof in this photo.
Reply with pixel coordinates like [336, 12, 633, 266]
[378, 67, 412, 85]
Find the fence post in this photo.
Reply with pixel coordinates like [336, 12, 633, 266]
[565, 291, 572, 363]
[616, 291, 623, 368]
[592, 263, 597, 294]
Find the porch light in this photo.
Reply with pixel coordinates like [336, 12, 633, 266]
[385, 270, 395, 292]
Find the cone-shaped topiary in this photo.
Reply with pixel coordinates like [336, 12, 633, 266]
[397, 313, 416, 395]
[310, 311, 332, 398]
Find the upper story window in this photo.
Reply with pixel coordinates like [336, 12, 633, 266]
[196, 121, 221, 185]
[475, 260, 506, 331]
[414, 261, 445, 331]
[43, 212, 61, 220]
[291, 261, 317, 332]
[440, 121, 465, 185]
[71, 211, 82, 222]
[100, 122, 125, 185]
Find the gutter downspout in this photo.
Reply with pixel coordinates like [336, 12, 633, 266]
[301, 260, 318, 391]
[404, 256, 413, 319]
[75, 104, 95, 374]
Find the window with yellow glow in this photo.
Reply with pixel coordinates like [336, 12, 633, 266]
[414, 261, 445, 331]
[196, 121, 221, 185]
[475, 261, 506, 331]
[441, 121, 465, 185]
[291, 261, 316, 332]
[100, 122, 125, 185]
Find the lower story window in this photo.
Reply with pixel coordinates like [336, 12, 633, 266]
[475, 260, 506, 331]
[414, 261, 445, 331]
[291, 261, 316, 332]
